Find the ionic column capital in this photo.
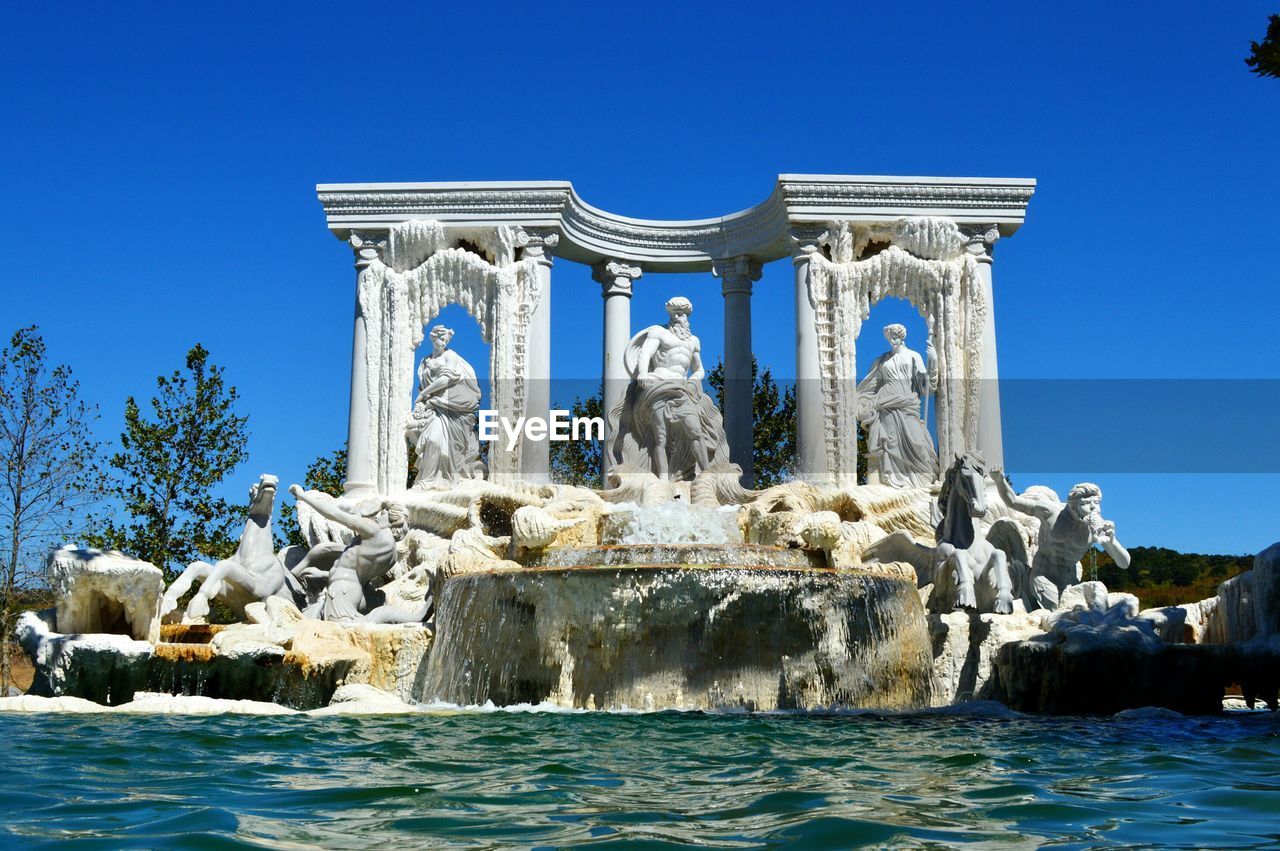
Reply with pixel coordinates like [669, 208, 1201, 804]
[712, 255, 763, 296]
[592, 259, 643, 298]
[788, 225, 830, 263]
[348, 231, 386, 270]
[515, 228, 560, 265]
[960, 224, 1001, 263]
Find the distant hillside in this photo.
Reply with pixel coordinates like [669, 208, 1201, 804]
[1093, 546, 1253, 609]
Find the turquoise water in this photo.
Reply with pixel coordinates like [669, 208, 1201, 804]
[2, 708, 1279, 849]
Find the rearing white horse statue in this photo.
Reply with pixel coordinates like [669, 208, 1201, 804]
[160, 474, 303, 623]
[863, 452, 1026, 615]
[932, 453, 1016, 614]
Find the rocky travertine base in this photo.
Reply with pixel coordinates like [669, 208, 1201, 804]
[928, 611, 1043, 706]
[988, 638, 1280, 715]
[0, 684, 417, 715]
[17, 604, 432, 709]
[420, 564, 932, 711]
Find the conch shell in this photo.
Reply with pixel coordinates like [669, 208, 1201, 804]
[511, 505, 585, 550]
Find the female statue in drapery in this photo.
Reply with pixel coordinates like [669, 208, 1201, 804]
[406, 326, 484, 487]
[856, 323, 939, 488]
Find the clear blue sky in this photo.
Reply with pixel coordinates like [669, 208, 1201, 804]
[3, 1, 1278, 554]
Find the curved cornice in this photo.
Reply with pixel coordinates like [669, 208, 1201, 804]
[316, 175, 1035, 272]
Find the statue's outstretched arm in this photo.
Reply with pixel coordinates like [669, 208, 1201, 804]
[992, 470, 1054, 520]
[290, 484, 380, 539]
[1096, 521, 1131, 570]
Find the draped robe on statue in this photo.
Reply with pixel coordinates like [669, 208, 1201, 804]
[856, 348, 939, 488]
[408, 350, 483, 485]
[607, 327, 731, 481]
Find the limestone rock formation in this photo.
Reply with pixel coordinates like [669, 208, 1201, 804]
[47, 547, 164, 642]
[928, 610, 1043, 706]
[16, 610, 154, 704]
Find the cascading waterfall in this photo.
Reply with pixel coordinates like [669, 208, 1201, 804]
[418, 502, 933, 711]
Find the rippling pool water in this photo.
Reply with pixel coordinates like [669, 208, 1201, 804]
[3, 707, 1279, 848]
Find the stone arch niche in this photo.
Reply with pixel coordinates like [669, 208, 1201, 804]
[352, 220, 546, 493]
[808, 218, 986, 486]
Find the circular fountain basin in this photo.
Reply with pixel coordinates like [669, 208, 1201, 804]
[420, 546, 932, 712]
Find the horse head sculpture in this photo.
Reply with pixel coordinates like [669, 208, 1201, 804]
[935, 452, 988, 548]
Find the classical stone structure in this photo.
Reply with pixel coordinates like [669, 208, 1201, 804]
[317, 175, 1034, 493]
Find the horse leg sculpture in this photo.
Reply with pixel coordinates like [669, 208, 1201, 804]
[188, 560, 259, 620]
[984, 550, 1015, 614]
[160, 561, 215, 622]
[953, 550, 978, 611]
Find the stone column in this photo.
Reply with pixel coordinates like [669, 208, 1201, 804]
[964, 225, 1004, 468]
[712, 255, 762, 486]
[790, 227, 829, 484]
[517, 230, 559, 483]
[592, 259, 642, 484]
[343, 232, 384, 496]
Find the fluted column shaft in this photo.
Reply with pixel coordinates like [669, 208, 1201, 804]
[713, 256, 762, 486]
[791, 228, 828, 483]
[344, 233, 382, 496]
[518, 231, 558, 483]
[966, 225, 1004, 468]
[593, 260, 642, 484]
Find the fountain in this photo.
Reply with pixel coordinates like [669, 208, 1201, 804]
[7, 176, 1280, 717]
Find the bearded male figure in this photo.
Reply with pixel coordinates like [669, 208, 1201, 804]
[606, 297, 732, 481]
[992, 473, 1131, 610]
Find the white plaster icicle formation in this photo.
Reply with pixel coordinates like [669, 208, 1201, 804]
[353, 222, 546, 492]
[809, 218, 987, 483]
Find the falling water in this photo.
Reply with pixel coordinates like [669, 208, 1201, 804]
[605, 502, 742, 545]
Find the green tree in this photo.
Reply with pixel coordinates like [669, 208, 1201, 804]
[86, 344, 248, 580]
[707, 357, 797, 487]
[276, 446, 347, 549]
[0, 327, 103, 691]
[1246, 14, 1280, 78]
[548, 393, 605, 486]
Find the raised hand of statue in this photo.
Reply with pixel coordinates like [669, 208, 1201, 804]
[926, 339, 937, 369]
[289, 483, 305, 499]
[1092, 519, 1117, 546]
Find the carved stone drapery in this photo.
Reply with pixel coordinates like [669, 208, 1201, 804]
[807, 218, 986, 485]
[353, 221, 545, 493]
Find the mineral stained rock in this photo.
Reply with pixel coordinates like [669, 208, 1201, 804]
[420, 565, 932, 711]
[18, 603, 433, 709]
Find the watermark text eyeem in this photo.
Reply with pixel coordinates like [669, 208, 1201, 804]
[478, 410, 604, 451]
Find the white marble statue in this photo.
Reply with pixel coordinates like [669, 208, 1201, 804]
[856, 323, 939, 489]
[862, 453, 1026, 615]
[160, 475, 303, 623]
[992, 473, 1130, 611]
[287, 486, 426, 624]
[606, 297, 732, 481]
[406, 326, 483, 487]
